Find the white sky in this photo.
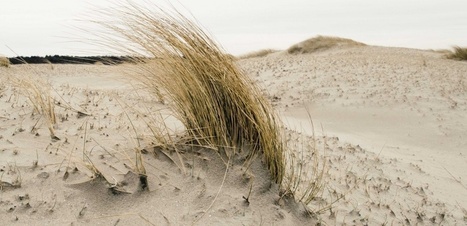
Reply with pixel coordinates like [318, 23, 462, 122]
[1, 0, 466, 57]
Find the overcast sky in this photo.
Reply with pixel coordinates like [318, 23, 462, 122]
[1, 0, 466, 57]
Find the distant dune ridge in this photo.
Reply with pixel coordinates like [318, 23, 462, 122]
[237, 36, 367, 59]
[238, 49, 279, 59]
[287, 35, 366, 54]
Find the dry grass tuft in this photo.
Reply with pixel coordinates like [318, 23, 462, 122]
[447, 46, 467, 61]
[238, 49, 279, 59]
[98, 3, 285, 183]
[281, 111, 329, 210]
[288, 35, 365, 54]
[0, 56, 10, 67]
[9, 74, 58, 138]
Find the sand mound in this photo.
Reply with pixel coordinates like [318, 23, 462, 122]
[287, 35, 366, 54]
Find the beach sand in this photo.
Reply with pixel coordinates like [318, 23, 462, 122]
[1, 44, 466, 225]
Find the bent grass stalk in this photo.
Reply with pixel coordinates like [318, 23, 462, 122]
[280, 108, 330, 212]
[116, 98, 149, 188]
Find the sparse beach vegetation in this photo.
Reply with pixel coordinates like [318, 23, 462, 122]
[447, 46, 467, 60]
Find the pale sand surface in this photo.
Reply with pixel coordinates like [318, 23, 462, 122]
[242, 46, 467, 224]
[1, 45, 466, 225]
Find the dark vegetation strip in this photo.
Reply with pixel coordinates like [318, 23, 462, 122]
[7, 55, 137, 65]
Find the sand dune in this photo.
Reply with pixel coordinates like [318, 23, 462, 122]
[1, 44, 466, 225]
[241, 45, 467, 224]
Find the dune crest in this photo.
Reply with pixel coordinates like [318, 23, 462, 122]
[287, 35, 366, 54]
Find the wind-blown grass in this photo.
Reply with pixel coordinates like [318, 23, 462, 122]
[97, 3, 285, 183]
[10, 75, 58, 139]
[447, 46, 467, 61]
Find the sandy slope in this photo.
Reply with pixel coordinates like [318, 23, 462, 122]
[241, 45, 467, 224]
[0, 64, 312, 225]
[0, 45, 466, 225]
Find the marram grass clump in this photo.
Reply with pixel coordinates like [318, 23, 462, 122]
[99, 3, 285, 183]
[447, 46, 467, 61]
